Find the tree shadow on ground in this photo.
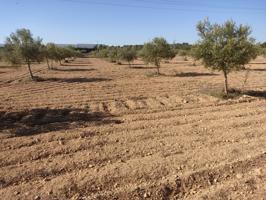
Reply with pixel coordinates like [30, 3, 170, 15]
[171, 61, 191, 64]
[0, 66, 20, 69]
[248, 68, 266, 72]
[35, 77, 111, 83]
[52, 68, 95, 72]
[249, 62, 266, 65]
[130, 66, 157, 69]
[164, 72, 218, 77]
[0, 108, 122, 136]
[61, 63, 91, 67]
[244, 90, 266, 98]
[119, 63, 143, 66]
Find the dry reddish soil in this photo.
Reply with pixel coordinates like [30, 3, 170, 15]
[0, 56, 265, 200]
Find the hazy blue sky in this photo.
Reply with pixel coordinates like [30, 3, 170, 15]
[0, 0, 266, 45]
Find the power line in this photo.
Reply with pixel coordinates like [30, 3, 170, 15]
[57, 0, 266, 13]
[131, 0, 266, 12]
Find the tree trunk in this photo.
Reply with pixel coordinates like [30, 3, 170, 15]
[156, 65, 160, 75]
[27, 60, 34, 80]
[155, 60, 160, 75]
[51, 60, 54, 69]
[46, 57, 50, 69]
[128, 61, 131, 68]
[59, 60, 62, 66]
[223, 70, 229, 95]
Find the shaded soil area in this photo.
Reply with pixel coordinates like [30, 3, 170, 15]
[0, 108, 121, 136]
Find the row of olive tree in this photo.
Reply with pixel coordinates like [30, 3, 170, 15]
[2, 29, 80, 80]
[42, 43, 80, 69]
[93, 43, 194, 64]
[93, 19, 258, 95]
[140, 20, 258, 95]
[2, 20, 260, 95]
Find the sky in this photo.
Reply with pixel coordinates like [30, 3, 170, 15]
[0, 0, 266, 45]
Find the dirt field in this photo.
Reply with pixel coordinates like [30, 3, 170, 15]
[0, 56, 265, 200]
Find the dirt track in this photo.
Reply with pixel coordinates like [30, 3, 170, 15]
[0, 57, 266, 199]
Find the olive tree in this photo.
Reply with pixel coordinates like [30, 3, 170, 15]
[3, 40, 23, 66]
[4, 29, 42, 80]
[46, 45, 76, 66]
[178, 50, 189, 61]
[95, 48, 109, 58]
[108, 47, 119, 63]
[259, 46, 266, 57]
[140, 37, 175, 75]
[40, 44, 78, 68]
[118, 47, 137, 67]
[261, 42, 266, 48]
[55, 46, 67, 65]
[43, 43, 57, 69]
[189, 45, 198, 66]
[0, 48, 4, 62]
[195, 19, 258, 95]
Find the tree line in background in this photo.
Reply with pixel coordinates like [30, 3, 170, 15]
[91, 42, 193, 67]
[1, 19, 266, 95]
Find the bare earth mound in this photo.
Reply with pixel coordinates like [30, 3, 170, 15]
[0, 57, 265, 199]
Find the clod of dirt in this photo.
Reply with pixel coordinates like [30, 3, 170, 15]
[143, 192, 151, 198]
[183, 100, 189, 104]
[160, 184, 173, 199]
[236, 173, 243, 179]
[58, 140, 64, 145]
[34, 195, 41, 200]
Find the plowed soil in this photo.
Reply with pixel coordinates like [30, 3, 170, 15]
[0, 56, 265, 200]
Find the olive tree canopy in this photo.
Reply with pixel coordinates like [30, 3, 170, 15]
[194, 19, 258, 94]
[4, 28, 43, 80]
[140, 37, 175, 75]
[118, 47, 137, 67]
